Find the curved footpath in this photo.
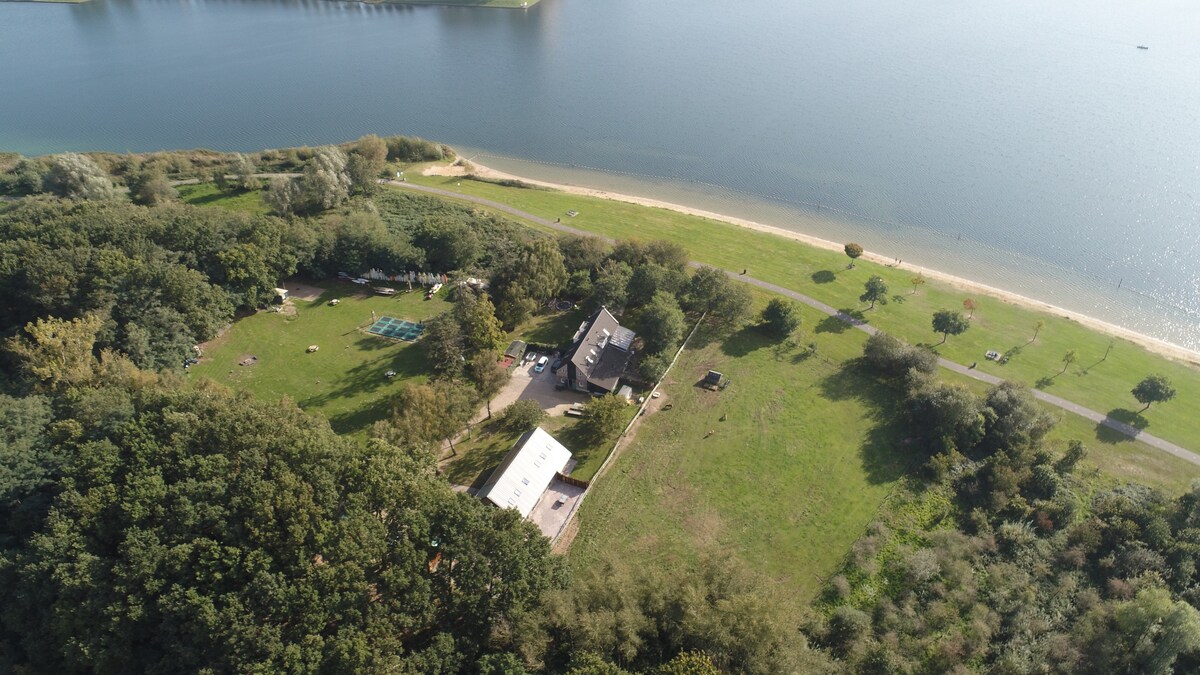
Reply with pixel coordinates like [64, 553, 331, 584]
[389, 180, 1200, 466]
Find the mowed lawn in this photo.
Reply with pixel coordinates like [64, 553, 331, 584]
[403, 171, 1200, 453]
[189, 282, 448, 435]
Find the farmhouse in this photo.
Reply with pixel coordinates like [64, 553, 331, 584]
[477, 427, 572, 518]
[560, 307, 636, 394]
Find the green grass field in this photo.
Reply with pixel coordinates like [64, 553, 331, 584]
[177, 183, 269, 215]
[567, 315, 918, 609]
[566, 300, 1200, 612]
[402, 169, 1200, 453]
[188, 281, 448, 435]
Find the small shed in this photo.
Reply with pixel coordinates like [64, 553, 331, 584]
[616, 385, 633, 401]
[272, 287, 289, 304]
[504, 340, 527, 362]
[704, 370, 724, 387]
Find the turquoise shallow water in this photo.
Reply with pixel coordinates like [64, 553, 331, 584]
[1, 0, 1197, 349]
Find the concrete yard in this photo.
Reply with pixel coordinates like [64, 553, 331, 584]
[528, 478, 587, 539]
[476, 355, 589, 424]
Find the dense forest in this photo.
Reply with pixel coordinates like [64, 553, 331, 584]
[1, 144, 1198, 672]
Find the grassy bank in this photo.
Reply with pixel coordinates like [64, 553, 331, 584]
[189, 281, 447, 435]
[403, 170, 1200, 452]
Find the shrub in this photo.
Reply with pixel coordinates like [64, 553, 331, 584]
[502, 400, 545, 432]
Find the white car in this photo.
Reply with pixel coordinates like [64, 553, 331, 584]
[534, 356, 549, 373]
[353, 278, 369, 285]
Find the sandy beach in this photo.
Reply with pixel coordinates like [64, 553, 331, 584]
[426, 157, 1200, 366]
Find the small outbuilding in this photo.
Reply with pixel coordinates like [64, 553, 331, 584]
[272, 287, 289, 304]
[477, 427, 572, 518]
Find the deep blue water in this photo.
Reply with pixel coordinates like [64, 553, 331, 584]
[1, 0, 1197, 348]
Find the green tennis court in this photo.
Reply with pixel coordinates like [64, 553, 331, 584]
[367, 316, 424, 341]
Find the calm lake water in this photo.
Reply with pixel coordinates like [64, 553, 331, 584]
[2, 0, 1198, 349]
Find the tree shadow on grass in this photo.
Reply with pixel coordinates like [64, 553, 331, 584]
[299, 343, 430, 434]
[1095, 408, 1149, 444]
[811, 270, 837, 284]
[441, 422, 519, 488]
[818, 359, 918, 484]
[811, 309, 859, 336]
[324, 395, 395, 436]
[719, 324, 772, 357]
[686, 317, 740, 351]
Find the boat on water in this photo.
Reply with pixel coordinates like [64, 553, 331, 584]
[1137, 45, 1149, 50]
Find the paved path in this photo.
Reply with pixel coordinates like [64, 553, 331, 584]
[388, 180, 1200, 466]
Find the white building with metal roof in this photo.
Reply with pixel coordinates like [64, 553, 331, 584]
[477, 427, 573, 518]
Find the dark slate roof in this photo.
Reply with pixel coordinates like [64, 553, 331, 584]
[504, 340, 527, 359]
[565, 307, 634, 393]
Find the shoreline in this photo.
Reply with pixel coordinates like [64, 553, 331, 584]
[426, 157, 1200, 366]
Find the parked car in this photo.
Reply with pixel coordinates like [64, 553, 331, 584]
[534, 356, 549, 373]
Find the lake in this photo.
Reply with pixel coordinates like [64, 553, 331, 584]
[1, 0, 1197, 349]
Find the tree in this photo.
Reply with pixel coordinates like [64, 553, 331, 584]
[1031, 319, 1045, 342]
[127, 167, 178, 206]
[229, 152, 258, 191]
[42, 153, 117, 200]
[906, 380, 987, 453]
[582, 394, 628, 443]
[299, 145, 352, 212]
[860, 275, 889, 310]
[760, 298, 801, 339]
[1132, 374, 1177, 412]
[557, 234, 609, 273]
[468, 352, 509, 419]
[385, 381, 476, 454]
[502, 399, 546, 432]
[1055, 439, 1088, 473]
[627, 264, 687, 309]
[932, 309, 969, 344]
[862, 332, 937, 378]
[843, 242, 864, 267]
[414, 219, 481, 271]
[981, 381, 1055, 452]
[264, 175, 302, 215]
[1061, 349, 1077, 374]
[346, 134, 388, 194]
[638, 292, 687, 355]
[4, 315, 103, 392]
[684, 266, 751, 323]
[454, 293, 506, 356]
[423, 313, 467, 379]
[963, 298, 977, 318]
[591, 260, 633, 310]
[519, 238, 569, 302]
[639, 352, 673, 382]
[910, 274, 926, 295]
